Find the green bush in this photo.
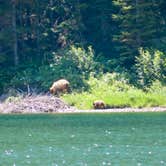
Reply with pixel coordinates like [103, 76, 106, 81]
[7, 46, 97, 92]
[62, 73, 166, 109]
[88, 72, 132, 93]
[9, 66, 39, 92]
[53, 46, 97, 76]
[135, 48, 166, 88]
[0, 68, 14, 93]
[148, 80, 166, 94]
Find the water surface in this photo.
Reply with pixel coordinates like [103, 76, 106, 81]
[0, 112, 166, 166]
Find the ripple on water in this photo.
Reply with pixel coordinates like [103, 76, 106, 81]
[5, 149, 14, 155]
[71, 146, 76, 150]
[148, 151, 152, 155]
[62, 160, 66, 164]
[29, 148, 33, 152]
[70, 134, 75, 138]
[87, 147, 91, 152]
[28, 134, 32, 137]
[26, 160, 31, 164]
[109, 145, 113, 148]
[116, 151, 120, 154]
[93, 143, 99, 147]
[160, 161, 165, 164]
[105, 152, 110, 155]
[154, 142, 158, 145]
[52, 163, 58, 166]
[83, 152, 87, 156]
[49, 146, 53, 152]
[105, 130, 112, 136]
[26, 154, 30, 158]
[102, 161, 111, 165]
[102, 161, 106, 165]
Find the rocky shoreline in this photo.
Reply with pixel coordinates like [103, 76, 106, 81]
[0, 95, 166, 114]
[68, 107, 166, 113]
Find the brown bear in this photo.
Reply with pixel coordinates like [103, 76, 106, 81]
[93, 100, 105, 109]
[49, 79, 70, 95]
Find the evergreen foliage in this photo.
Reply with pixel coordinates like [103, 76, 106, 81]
[0, 0, 166, 93]
[135, 49, 166, 88]
[112, 0, 165, 67]
[62, 73, 166, 109]
[7, 46, 97, 92]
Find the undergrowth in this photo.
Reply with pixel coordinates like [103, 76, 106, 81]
[62, 73, 166, 109]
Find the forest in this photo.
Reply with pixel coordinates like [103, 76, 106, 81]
[0, 0, 166, 108]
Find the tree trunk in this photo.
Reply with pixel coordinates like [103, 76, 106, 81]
[135, 0, 141, 47]
[36, 0, 41, 63]
[50, 0, 53, 25]
[18, 1, 25, 61]
[76, 0, 84, 43]
[101, 10, 107, 43]
[12, 0, 18, 66]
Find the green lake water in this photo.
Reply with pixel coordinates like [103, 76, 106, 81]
[0, 113, 166, 166]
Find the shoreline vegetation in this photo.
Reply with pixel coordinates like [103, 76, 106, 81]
[0, 94, 166, 114]
[61, 74, 166, 110]
[1, 73, 166, 114]
[1, 1, 166, 115]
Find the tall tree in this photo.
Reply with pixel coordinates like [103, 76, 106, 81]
[0, 1, 13, 66]
[12, 0, 18, 66]
[81, 0, 117, 57]
[113, 0, 165, 67]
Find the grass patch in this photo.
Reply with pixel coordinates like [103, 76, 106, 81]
[62, 73, 166, 109]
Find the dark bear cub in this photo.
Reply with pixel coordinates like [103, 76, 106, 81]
[93, 100, 105, 109]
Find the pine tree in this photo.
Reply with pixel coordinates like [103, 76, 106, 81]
[81, 0, 116, 57]
[113, 0, 165, 68]
[0, 1, 13, 66]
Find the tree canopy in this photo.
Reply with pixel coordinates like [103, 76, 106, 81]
[0, 0, 166, 92]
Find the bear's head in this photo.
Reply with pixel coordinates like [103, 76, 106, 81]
[49, 87, 54, 94]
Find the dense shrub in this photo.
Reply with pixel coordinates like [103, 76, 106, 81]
[135, 48, 166, 88]
[7, 46, 97, 93]
[88, 72, 132, 93]
[62, 73, 166, 109]
[44, 45, 97, 90]
[8, 66, 39, 93]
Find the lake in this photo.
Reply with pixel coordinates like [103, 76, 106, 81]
[0, 113, 166, 166]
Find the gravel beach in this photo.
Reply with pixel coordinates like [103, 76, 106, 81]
[0, 95, 166, 114]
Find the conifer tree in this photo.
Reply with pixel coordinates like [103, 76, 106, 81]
[81, 0, 116, 57]
[113, 0, 165, 67]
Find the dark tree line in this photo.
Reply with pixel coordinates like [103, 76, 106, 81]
[0, 0, 166, 92]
